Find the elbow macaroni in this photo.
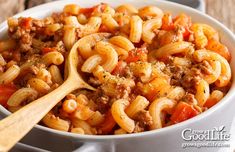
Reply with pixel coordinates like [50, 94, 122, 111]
[0, 65, 20, 85]
[42, 51, 64, 66]
[193, 50, 231, 87]
[77, 33, 111, 59]
[79, 17, 102, 37]
[109, 36, 135, 51]
[195, 79, 210, 107]
[63, 25, 76, 50]
[27, 78, 51, 94]
[202, 61, 221, 84]
[7, 88, 38, 107]
[191, 23, 219, 41]
[142, 18, 162, 44]
[81, 54, 103, 73]
[101, 14, 119, 31]
[94, 41, 118, 72]
[116, 4, 138, 15]
[49, 65, 63, 84]
[42, 112, 70, 131]
[111, 99, 135, 133]
[153, 41, 193, 59]
[149, 97, 176, 129]
[126, 95, 149, 118]
[129, 15, 143, 43]
[138, 6, 164, 20]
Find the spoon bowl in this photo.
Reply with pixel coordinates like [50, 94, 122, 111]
[0, 40, 95, 152]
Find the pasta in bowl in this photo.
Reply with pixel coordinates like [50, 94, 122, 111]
[0, 1, 232, 138]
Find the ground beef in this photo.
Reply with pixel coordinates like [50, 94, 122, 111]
[133, 110, 153, 133]
[1, 50, 13, 60]
[181, 60, 213, 88]
[55, 41, 66, 54]
[87, 88, 110, 113]
[8, 18, 50, 53]
[134, 122, 145, 133]
[181, 68, 202, 89]
[32, 19, 45, 28]
[6, 60, 17, 68]
[66, 94, 77, 100]
[54, 29, 64, 42]
[101, 80, 131, 100]
[10, 27, 24, 39]
[19, 32, 32, 52]
[119, 65, 134, 79]
[51, 12, 67, 24]
[182, 93, 198, 105]
[88, 81, 131, 113]
[163, 61, 203, 92]
[134, 110, 153, 126]
[9, 26, 32, 52]
[21, 73, 35, 86]
[170, 65, 184, 80]
[12, 50, 21, 62]
[96, 95, 110, 113]
[196, 60, 213, 75]
[88, 77, 102, 87]
[21, 53, 39, 63]
[0, 50, 20, 63]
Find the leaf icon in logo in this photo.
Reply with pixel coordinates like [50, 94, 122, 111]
[218, 126, 225, 132]
[213, 126, 225, 132]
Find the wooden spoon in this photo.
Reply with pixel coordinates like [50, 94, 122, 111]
[0, 41, 95, 152]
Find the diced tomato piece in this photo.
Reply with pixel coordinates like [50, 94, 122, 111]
[41, 47, 56, 55]
[98, 110, 116, 134]
[111, 61, 126, 75]
[80, 3, 107, 17]
[173, 14, 192, 39]
[19, 17, 33, 30]
[99, 24, 110, 33]
[117, 18, 124, 26]
[79, 7, 94, 17]
[183, 28, 191, 40]
[126, 52, 140, 63]
[173, 14, 192, 27]
[157, 56, 172, 63]
[170, 102, 199, 124]
[0, 84, 18, 107]
[125, 48, 148, 64]
[161, 13, 174, 31]
[204, 98, 217, 108]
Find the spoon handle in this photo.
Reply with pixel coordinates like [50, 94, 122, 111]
[0, 78, 77, 152]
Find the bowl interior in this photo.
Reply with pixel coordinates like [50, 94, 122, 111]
[0, 0, 234, 139]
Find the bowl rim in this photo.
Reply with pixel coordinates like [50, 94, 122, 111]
[0, 0, 234, 140]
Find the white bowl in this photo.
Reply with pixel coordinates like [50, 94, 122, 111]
[0, 0, 234, 152]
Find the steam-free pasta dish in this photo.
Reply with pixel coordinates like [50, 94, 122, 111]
[0, 3, 232, 135]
